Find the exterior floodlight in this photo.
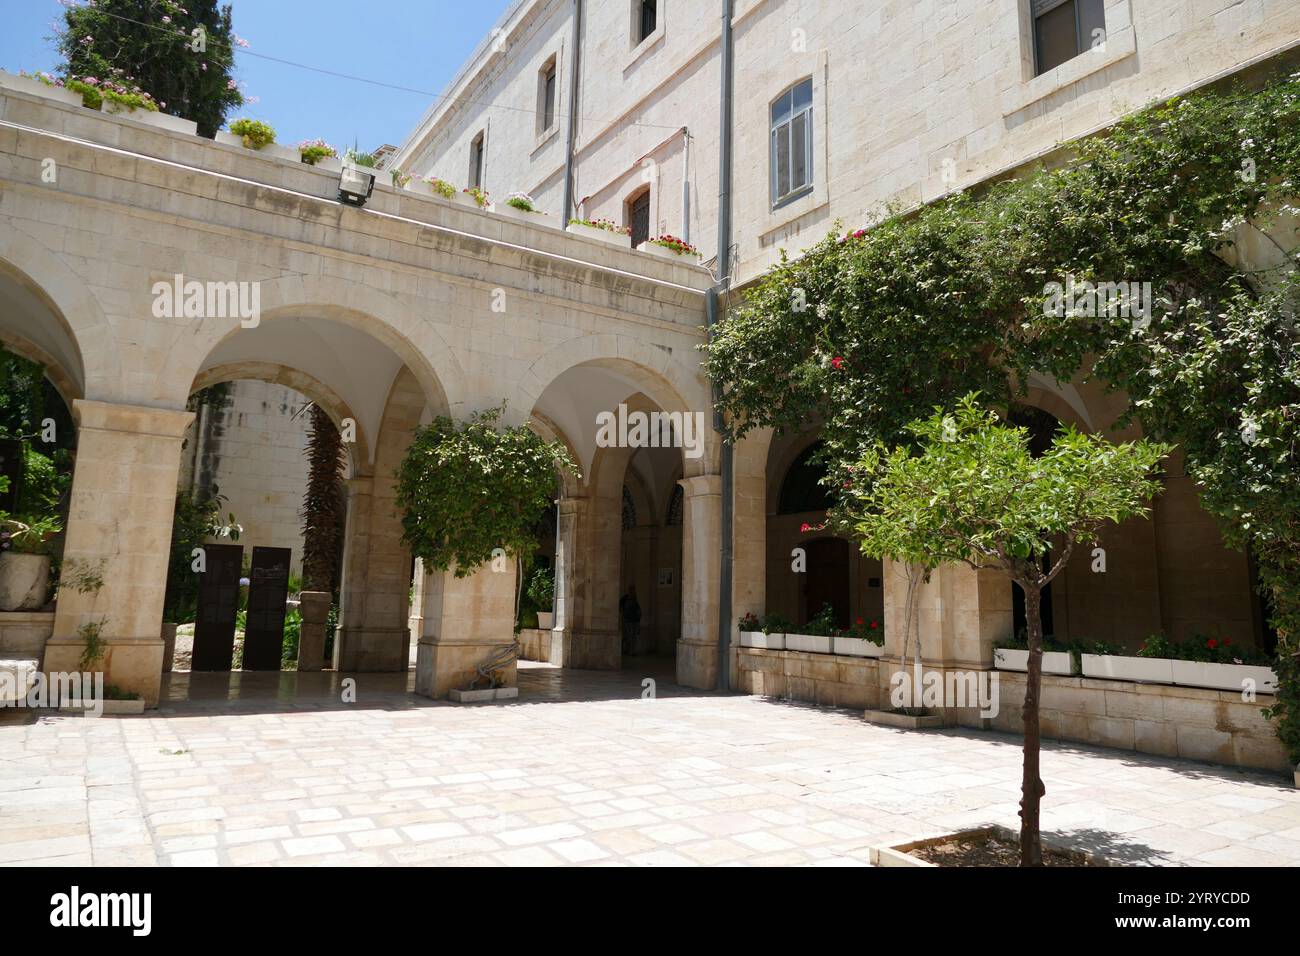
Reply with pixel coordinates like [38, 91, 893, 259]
[338, 161, 376, 206]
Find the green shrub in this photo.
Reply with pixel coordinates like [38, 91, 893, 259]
[229, 118, 276, 149]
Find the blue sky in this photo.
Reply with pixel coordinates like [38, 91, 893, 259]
[0, 0, 513, 150]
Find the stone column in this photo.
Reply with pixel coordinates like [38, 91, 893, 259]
[415, 562, 518, 699]
[297, 591, 330, 672]
[557, 492, 621, 669]
[676, 474, 721, 689]
[729, 430, 770, 687]
[879, 558, 1012, 724]
[44, 400, 193, 707]
[549, 497, 580, 665]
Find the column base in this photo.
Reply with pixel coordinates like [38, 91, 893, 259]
[563, 630, 619, 670]
[333, 626, 410, 672]
[415, 637, 518, 700]
[42, 637, 164, 707]
[676, 638, 718, 690]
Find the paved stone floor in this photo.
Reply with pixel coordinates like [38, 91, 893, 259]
[2, 659, 1299, 866]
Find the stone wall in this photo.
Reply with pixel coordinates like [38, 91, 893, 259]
[730, 647, 1290, 774]
[181, 380, 312, 577]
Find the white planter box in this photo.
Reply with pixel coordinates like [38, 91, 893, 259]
[302, 155, 342, 172]
[566, 222, 633, 248]
[536, 611, 554, 630]
[100, 101, 197, 136]
[833, 636, 885, 658]
[994, 648, 1075, 675]
[785, 633, 833, 655]
[0, 71, 83, 107]
[1170, 659, 1277, 694]
[214, 130, 242, 147]
[216, 131, 300, 163]
[738, 630, 784, 650]
[1081, 653, 1174, 684]
[0, 553, 51, 612]
[494, 201, 549, 224]
[636, 240, 703, 263]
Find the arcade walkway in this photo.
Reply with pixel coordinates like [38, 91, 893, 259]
[2, 662, 1298, 866]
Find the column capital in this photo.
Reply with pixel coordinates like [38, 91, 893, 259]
[679, 474, 722, 498]
[72, 399, 193, 439]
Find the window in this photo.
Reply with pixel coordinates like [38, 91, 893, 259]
[770, 78, 813, 207]
[539, 57, 557, 134]
[1032, 0, 1106, 75]
[469, 131, 485, 189]
[637, 0, 657, 45]
[627, 189, 651, 248]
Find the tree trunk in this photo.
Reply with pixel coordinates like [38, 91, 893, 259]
[300, 405, 346, 595]
[1019, 581, 1045, 866]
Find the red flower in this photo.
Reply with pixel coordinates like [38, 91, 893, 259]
[831, 356, 844, 370]
[800, 522, 811, 532]
[870, 620, 879, 629]
[856, 617, 863, 626]
[1207, 638, 1218, 649]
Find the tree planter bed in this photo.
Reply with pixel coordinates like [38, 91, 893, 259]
[862, 709, 944, 730]
[870, 825, 1107, 867]
[738, 630, 784, 650]
[566, 222, 632, 248]
[994, 647, 1075, 675]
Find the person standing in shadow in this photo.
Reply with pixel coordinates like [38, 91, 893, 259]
[619, 585, 641, 657]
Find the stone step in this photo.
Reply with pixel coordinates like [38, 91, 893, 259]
[0, 658, 39, 705]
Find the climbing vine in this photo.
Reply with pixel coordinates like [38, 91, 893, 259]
[703, 70, 1300, 760]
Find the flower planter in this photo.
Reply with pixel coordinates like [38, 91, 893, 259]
[785, 633, 833, 655]
[636, 240, 703, 263]
[994, 647, 1075, 676]
[304, 155, 342, 172]
[0, 71, 83, 108]
[0, 553, 51, 612]
[536, 611, 554, 630]
[99, 101, 197, 136]
[215, 131, 298, 162]
[833, 636, 884, 658]
[494, 202, 549, 224]
[1170, 659, 1277, 694]
[738, 630, 785, 650]
[1081, 653, 1174, 684]
[566, 222, 633, 248]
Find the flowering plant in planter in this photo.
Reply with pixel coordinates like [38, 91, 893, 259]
[343, 147, 377, 168]
[646, 235, 701, 256]
[505, 192, 540, 213]
[65, 73, 160, 112]
[761, 612, 791, 635]
[1135, 632, 1274, 666]
[798, 603, 839, 637]
[389, 168, 411, 188]
[738, 612, 761, 631]
[425, 177, 457, 199]
[298, 139, 337, 165]
[464, 186, 489, 208]
[228, 118, 275, 150]
[569, 217, 630, 235]
[835, 616, 884, 646]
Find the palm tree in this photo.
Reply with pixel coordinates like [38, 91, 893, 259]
[300, 405, 345, 595]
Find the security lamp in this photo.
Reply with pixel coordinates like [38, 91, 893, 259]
[338, 162, 376, 206]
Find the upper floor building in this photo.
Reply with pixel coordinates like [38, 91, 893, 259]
[394, 0, 1300, 286]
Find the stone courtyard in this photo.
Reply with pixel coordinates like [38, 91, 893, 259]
[3, 661, 1298, 868]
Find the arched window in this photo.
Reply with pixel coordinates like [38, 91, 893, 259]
[622, 485, 637, 530]
[665, 484, 683, 526]
[778, 441, 831, 514]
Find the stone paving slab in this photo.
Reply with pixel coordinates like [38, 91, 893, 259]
[0, 661, 1297, 866]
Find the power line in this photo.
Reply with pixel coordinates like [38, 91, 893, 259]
[62, 5, 685, 135]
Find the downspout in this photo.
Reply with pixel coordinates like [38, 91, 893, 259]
[681, 127, 690, 244]
[561, 0, 583, 223]
[711, 0, 735, 691]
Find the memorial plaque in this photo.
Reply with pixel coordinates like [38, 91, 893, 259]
[191, 543, 243, 671]
[242, 546, 291, 671]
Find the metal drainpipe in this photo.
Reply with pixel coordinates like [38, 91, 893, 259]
[561, 0, 583, 223]
[681, 127, 690, 244]
[712, 0, 735, 691]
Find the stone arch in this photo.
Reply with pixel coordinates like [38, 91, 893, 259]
[0, 220, 119, 401]
[190, 362, 372, 475]
[153, 274, 465, 417]
[516, 333, 716, 476]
